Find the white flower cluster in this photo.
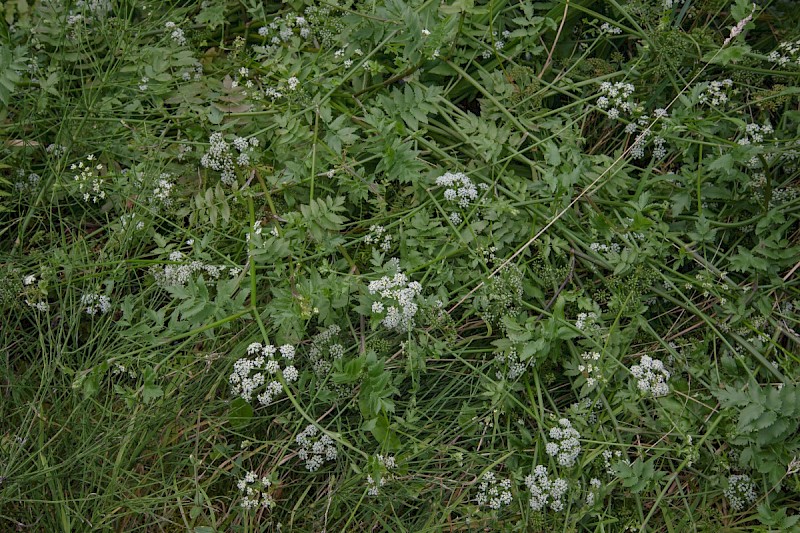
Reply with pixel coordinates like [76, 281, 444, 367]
[66, 13, 84, 26]
[303, 5, 344, 47]
[296, 424, 337, 472]
[67, 0, 111, 25]
[367, 269, 423, 332]
[245, 220, 264, 244]
[652, 135, 667, 159]
[602, 449, 623, 475]
[481, 30, 510, 58]
[75, 0, 111, 14]
[724, 474, 757, 511]
[589, 242, 621, 255]
[151, 173, 175, 208]
[474, 471, 513, 510]
[546, 418, 582, 467]
[698, 79, 733, 107]
[436, 171, 479, 208]
[237, 471, 275, 510]
[200, 132, 259, 186]
[768, 39, 800, 67]
[623, 113, 659, 159]
[176, 145, 193, 161]
[259, 11, 313, 44]
[70, 154, 105, 203]
[596, 81, 637, 120]
[264, 86, 283, 100]
[334, 48, 354, 69]
[119, 212, 144, 231]
[436, 171, 489, 225]
[630, 355, 670, 397]
[229, 342, 299, 406]
[481, 245, 497, 264]
[164, 21, 186, 46]
[578, 351, 602, 387]
[367, 454, 397, 496]
[525, 465, 569, 512]
[364, 225, 392, 252]
[26, 299, 49, 312]
[737, 122, 773, 146]
[80, 293, 111, 316]
[46, 143, 67, 157]
[180, 64, 203, 82]
[150, 250, 237, 288]
[622, 217, 648, 242]
[494, 346, 528, 381]
[308, 325, 344, 376]
[585, 477, 602, 506]
[14, 171, 40, 193]
[575, 311, 599, 331]
[600, 22, 621, 35]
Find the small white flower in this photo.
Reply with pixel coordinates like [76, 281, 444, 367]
[368, 267, 424, 332]
[630, 355, 670, 397]
[545, 418, 581, 467]
[525, 466, 568, 512]
[296, 424, 338, 471]
[724, 474, 757, 511]
[26, 299, 49, 312]
[475, 471, 513, 510]
[283, 365, 299, 382]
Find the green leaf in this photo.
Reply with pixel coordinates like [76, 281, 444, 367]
[708, 153, 734, 175]
[82, 372, 100, 399]
[729, 246, 770, 273]
[142, 366, 163, 404]
[703, 44, 750, 65]
[195, 2, 226, 29]
[142, 381, 163, 404]
[228, 397, 253, 428]
[736, 402, 764, 432]
[366, 415, 401, 450]
[0, 44, 27, 107]
[731, 0, 754, 21]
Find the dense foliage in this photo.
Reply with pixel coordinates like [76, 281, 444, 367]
[2, 0, 799, 531]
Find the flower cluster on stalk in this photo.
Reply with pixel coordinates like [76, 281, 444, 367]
[367, 269, 424, 333]
[474, 471, 513, 510]
[630, 354, 670, 397]
[237, 471, 275, 510]
[296, 424, 338, 472]
[525, 465, 569, 512]
[545, 418, 582, 467]
[200, 132, 259, 186]
[229, 343, 299, 406]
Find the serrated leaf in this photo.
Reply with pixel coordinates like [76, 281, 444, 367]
[142, 381, 163, 404]
[703, 44, 750, 64]
[713, 385, 750, 407]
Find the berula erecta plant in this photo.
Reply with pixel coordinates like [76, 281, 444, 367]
[1, 0, 799, 531]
